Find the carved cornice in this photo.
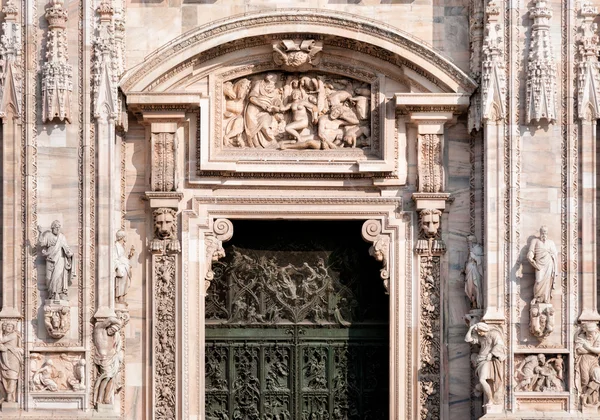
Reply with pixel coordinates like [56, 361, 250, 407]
[362, 219, 391, 293]
[576, 2, 600, 121]
[119, 9, 476, 94]
[526, 1, 557, 124]
[42, 0, 73, 123]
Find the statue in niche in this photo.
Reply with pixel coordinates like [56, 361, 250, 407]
[0, 321, 23, 403]
[38, 220, 74, 301]
[576, 322, 600, 407]
[464, 235, 484, 310]
[464, 322, 506, 407]
[150, 208, 180, 254]
[272, 39, 322, 70]
[527, 225, 557, 340]
[114, 230, 135, 305]
[222, 72, 371, 150]
[527, 225, 557, 304]
[43, 304, 70, 339]
[92, 317, 123, 406]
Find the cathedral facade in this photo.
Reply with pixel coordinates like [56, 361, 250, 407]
[0, 0, 597, 419]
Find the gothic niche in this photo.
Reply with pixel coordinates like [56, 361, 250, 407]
[205, 220, 389, 420]
[222, 72, 372, 150]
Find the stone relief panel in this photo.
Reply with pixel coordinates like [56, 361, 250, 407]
[30, 353, 85, 392]
[221, 72, 372, 151]
[514, 354, 566, 392]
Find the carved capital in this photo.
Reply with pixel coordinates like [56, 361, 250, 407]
[204, 219, 234, 293]
[361, 219, 390, 294]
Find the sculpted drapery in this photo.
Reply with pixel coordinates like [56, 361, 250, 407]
[527, 226, 557, 304]
[0, 322, 23, 403]
[38, 220, 74, 300]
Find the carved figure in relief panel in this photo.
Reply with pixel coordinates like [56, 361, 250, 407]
[43, 304, 70, 339]
[0, 322, 22, 403]
[114, 230, 135, 305]
[515, 354, 565, 392]
[224, 72, 371, 150]
[464, 322, 506, 406]
[272, 39, 322, 70]
[30, 353, 85, 392]
[31, 359, 59, 391]
[38, 220, 74, 300]
[576, 322, 600, 407]
[527, 225, 557, 304]
[92, 317, 123, 406]
[463, 235, 483, 310]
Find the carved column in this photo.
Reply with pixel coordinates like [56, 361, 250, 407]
[576, 1, 600, 323]
[0, 0, 22, 320]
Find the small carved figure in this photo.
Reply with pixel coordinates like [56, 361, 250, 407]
[464, 235, 484, 310]
[278, 89, 318, 142]
[416, 209, 445, 254]
[43, 304, 70, 339]
[68, 359, 86, 391]
[92, 317, 123, 406]
[527, 225, 557, 304]
[114, 230, 135, 304]
[31, 359, 58, 391]
[0, 322, 23, 403]
[150, 208, 180, 253]
[245, 73, 282, 148]
[529, 303, 554, 339]
[465, 322, 506, 406]
[576, 322, 600, 407]
[272, 39, 322, 69]
[533, 357, 564, 392]
[223, 79, 251, 147]
[515, 354, 545, 391]
[38, 220, 74, 300]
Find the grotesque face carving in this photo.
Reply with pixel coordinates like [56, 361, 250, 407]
[153, 208, 177, 240]
[419, 209, 442, 238]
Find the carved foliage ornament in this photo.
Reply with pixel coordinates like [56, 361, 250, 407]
[526, 1, 557, 124]
[222, 72, 372, 150]
[576, 2, 600, 120]
[417, 134, 445, 193]
[42, 0, 73, 123]
[151, 131, 178, 192]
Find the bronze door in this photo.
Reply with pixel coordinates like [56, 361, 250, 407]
[205, 221, 389, 420]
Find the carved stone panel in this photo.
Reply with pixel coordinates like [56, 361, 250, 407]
[30, 353, 85, 392]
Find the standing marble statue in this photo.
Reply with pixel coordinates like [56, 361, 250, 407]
[576, 322, 600, 407]
[465, 322, 506, 406]
[464, 235, 484, 309]
[0, 322, 23, 404]
[114, 230, 134, 305]
[527, 225, 557, 304]
[38, 220, 74, 300]
[92, 317, 123, 406]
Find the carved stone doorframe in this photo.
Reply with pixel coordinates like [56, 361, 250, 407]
[181, 196, 407, 420]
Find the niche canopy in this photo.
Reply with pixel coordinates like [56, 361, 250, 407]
[120, 9, 475, 175]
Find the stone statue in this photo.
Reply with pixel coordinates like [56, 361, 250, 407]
[38, 220, 74, 300]
[0, 321, 23, 403]
[244, 73, 282, 148]
[464, 322, 506, 406]
[464, 235, 484, 310]
[114, 230, 135, 305]
[223, 78, 251, 147]
[92, 317, 123, 406]
[527, 225, 557, 304]
[150, 208, 181, 254]
[576, 322, 600, 407]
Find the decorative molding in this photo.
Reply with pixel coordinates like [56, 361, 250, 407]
[42, 0, 72, 123]
[480, 1, 506, 122]
[526, 1, 557, 124]
[151, 130, 179, 192]
[362, 219, 391, 294]
[417, 134, 444, 193]
[576, 2, 600, 121]
[0, 0, 22, 119]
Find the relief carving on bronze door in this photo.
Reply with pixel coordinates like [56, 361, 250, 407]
[205, 220, 389, 420]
